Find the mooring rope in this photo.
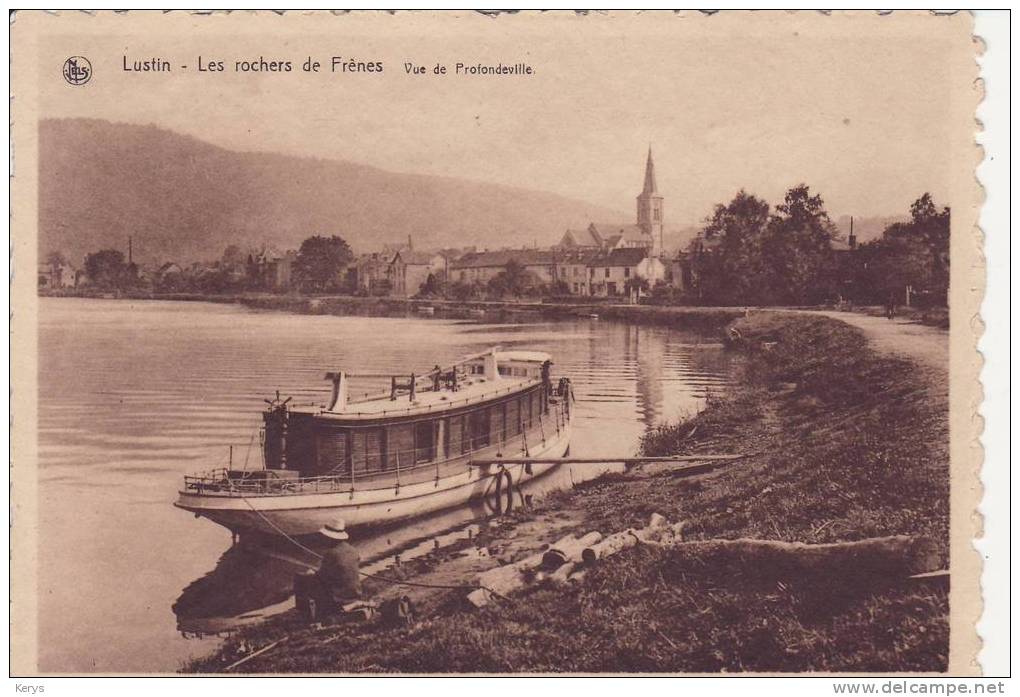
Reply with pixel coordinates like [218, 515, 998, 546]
[234, 490, 511, 599]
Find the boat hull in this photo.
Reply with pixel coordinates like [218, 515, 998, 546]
[176, 423, 570, 536]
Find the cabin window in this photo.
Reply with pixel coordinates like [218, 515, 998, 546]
[506, 399, 521, 438]
[498, 366, 511, 376]
[468, 408, 490, 450]
[490, 403, 506, 446]
[624, 267, 631, 278]
[447, 415, 464, 458]
[414, 420, 436, 464]
[350, 428, 383, 474]
[386, 424, 414, 470]
[531, 389, 543, 420]
[316, 429, 349, 475]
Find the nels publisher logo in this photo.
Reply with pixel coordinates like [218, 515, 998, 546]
[62, 56, 92, 86]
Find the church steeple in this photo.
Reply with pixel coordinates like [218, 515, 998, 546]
[642, 146, 658, 195]
[636, 146, 664, 257]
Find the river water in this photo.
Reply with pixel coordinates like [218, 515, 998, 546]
[36, 297, 732, 672]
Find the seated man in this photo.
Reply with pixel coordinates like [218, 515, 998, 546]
[316, 518, 362, 603]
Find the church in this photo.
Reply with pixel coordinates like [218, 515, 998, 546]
[555, 148, 667, 298]
[557, 147, 665, 259]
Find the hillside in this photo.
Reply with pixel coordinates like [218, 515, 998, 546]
[38, 119, 627, 265]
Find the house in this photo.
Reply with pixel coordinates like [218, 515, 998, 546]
[352, 252, 392, 294]
[388, 250, 445, 297]
[449, 249, 558, 286]
[551, 249, 599, 296]
[247, 250, 296, 291]
[155, 262, 185, 286]
[587, 247, 666, 300]
[37, 261, 78, 289]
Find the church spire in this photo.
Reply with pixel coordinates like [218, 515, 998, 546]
[636, 146, 664, 258]
[642, 146, 658, 194]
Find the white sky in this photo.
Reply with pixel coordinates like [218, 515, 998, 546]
[36, 11, 966, 226]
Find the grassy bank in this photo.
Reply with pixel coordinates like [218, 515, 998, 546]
[184, 311, 949, 673]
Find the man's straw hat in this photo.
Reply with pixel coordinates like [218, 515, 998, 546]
[320, 518, 349, 540]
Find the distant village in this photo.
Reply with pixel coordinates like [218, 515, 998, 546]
[39, 149, 949, 309]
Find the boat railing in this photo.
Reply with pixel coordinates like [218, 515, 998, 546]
[343, 378, 540, 414]
[182, 399, 570, 498]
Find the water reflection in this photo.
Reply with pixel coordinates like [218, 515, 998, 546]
[173, 461, 610, 635]
[38, 298, 731, 671]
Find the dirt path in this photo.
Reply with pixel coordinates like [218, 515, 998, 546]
[795, 310, 949, 376]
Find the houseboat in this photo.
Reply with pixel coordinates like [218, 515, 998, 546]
[176, 348, 573, 537]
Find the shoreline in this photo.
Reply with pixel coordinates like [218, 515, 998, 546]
[38, 289, 949, 332]
[183, 311, 950, 674]
[39, 289, 746, 331]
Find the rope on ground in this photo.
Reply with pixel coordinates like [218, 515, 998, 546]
[236, 492, 513, 601]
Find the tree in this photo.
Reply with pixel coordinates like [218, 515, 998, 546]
[857, 193, 950, 306]
[417, 272, 447, 298]
[221, 244, 246, 270]
[487, 259, 534, 298]
[699, 190, 771, 304]
[760, 185, 837, 305]
[293, 235, 354, 292]
[45, 251, 68, 268]
[84, 249, 128, 289]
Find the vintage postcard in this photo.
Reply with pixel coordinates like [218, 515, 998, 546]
[10, 10, 986, 677]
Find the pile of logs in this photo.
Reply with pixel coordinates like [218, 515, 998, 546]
[467, 513, 684, 607]
[467, 513, 944, 608]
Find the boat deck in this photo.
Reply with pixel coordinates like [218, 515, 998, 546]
[304, 375, 540, 420]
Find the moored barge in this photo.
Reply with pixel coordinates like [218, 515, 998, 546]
[175, 348, 573, 536]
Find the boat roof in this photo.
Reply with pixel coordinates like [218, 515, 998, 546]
[289, 347, 552, 422]
[317, 374, 540, 420]
[490, 350, 551, 364]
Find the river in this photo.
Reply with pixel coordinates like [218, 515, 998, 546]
[36, 297, 732, 672]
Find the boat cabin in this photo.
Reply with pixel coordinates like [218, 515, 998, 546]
[260, 349, 566, 487]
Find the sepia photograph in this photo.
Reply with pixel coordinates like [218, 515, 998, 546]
[10, 10, 991, 678]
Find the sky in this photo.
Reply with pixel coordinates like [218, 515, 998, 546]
[34, 11, 967, 227]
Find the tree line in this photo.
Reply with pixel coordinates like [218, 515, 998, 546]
[665, 186, 949, 308]
[52, 235, 356, 294]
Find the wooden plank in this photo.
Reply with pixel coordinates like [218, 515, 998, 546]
[467, 454, 742, 467]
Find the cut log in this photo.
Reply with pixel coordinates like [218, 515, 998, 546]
[541, 531, 603, 569]
[671, 535, 941, 579]
[549, 561, 578, 584]
[581, 518, 686, 563]
[581, 529, 640, 564]
[469, 549, 553, 607]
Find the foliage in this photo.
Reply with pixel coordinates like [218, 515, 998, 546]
[83, 249, 128, 289]
[221, 244, 246, 270]
[852, 194, 950, 307]
[486, 260, 542, 298]
[45, 250, 68, 267]
[685, 188, 949, 308]
[550, 280, 571, 295]
[698, 190, 771, 304]
[448, 280, 486, 301]
[293, 235, 354, 292]
[759, 185, 838, 304]
[417, 272, 447, 298]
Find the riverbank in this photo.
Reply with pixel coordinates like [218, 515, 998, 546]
[183, 311, 949, 673]
[38, 289, 746, 333]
